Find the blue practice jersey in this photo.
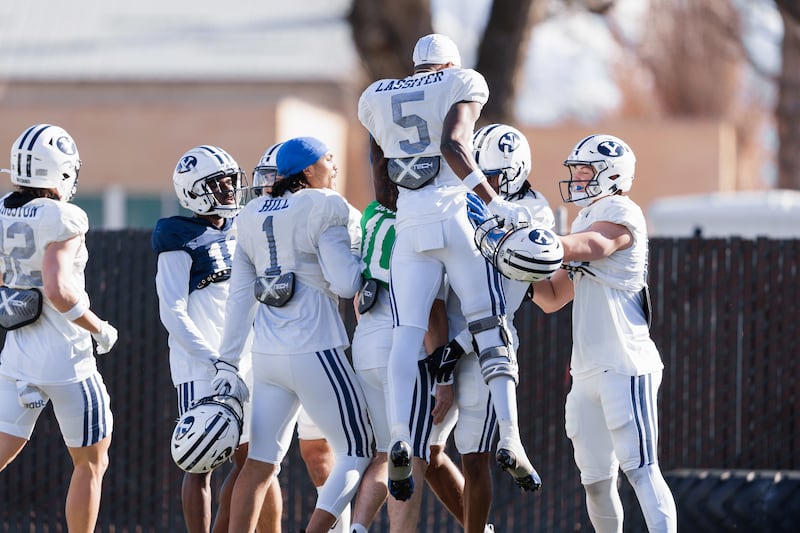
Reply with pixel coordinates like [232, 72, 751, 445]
[152, 216, 235, 293]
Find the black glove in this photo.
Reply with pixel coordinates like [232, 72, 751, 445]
[424, 338, 467, 385]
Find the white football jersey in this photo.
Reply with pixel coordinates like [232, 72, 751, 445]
[358, 67, 489, 231]
[567, 195, 663, 378]
[0, 193, 96, 384]
[221, 188, 362, 359]
[155, 250, 230, 384]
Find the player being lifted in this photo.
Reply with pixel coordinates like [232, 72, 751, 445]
[357, 33, 542, 499]
[426, 123, 556, 532]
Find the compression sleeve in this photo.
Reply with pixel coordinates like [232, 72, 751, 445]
[155, 250, 218, 361]
[318, 225, 363, 299]
[218, 241, 259, 365]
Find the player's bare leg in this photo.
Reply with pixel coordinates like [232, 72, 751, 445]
[182, 471, 212, 533]
[65, 435, 111, 533]
[305, 508, 339, 533]
[213, 443, 282, 533]
[213, 444, 245, 533]
[300, 438, 351, 532]
[350, 452, 389, 531]
[301, 437, 334, 486]
[425, 444, 465, 526]
[229, 458, 278, 532]
[0, 433, 27, 471]
[462, 452, 493, 533]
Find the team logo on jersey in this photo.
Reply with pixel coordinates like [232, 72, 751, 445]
[55, 136, 77, 155]
[497, 131, 520, 155]
[597, 141, 624, 157]
[528, 228, 556, 246]
[176, 155, 198, 174]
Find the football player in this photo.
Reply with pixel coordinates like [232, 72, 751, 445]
[0, 124, 117, 532]
[531, 134, 677, 533]
[349, 196, 466, 532]
[357, 33, 541, 499]
[427, 123, 556, 532]
[251, 141, 353, 533]
[152, 145, 266, 533]
[214, 137, 372, 533]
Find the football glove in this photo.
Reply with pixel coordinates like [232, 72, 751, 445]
[466, 192, 493, 227]
[488, 196, 532, 228]
[91, 321, 118, 355]
[211, 359, 250, 403]
[425, 337, 467, 385]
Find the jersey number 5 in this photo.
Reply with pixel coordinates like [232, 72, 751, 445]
[392, 91, 431, 155]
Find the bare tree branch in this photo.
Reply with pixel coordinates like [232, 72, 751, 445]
[776, 2, 800, 188]
[475, 0, 544, 125]
[348, 0, 434, 83]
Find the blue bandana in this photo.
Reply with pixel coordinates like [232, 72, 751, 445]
[276, 137, 329, 176]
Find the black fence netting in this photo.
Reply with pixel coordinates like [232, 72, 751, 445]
[1, 232, 798, 532]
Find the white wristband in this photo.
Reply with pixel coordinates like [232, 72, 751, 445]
[61, 301, 88, 321]
[462, 170, 487, 190]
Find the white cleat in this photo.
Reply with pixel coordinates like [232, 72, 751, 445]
[496, 438, 542, 492]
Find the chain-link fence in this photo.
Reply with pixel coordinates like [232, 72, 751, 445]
[1, 232, 798, 532]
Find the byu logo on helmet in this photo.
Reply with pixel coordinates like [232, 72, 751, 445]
[56, 136, 77, 155]
[528, 228, 555, 246]
[498, 131, 520, 155]
[170, 395, 243, 474]
[176, 155, 198, 173]
[597, 141, 623, 157]
[174, 416, 194, 439]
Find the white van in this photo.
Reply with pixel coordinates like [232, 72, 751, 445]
[646, 190, 800, 239]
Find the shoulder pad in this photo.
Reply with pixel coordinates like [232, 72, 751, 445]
[32, 200, 89, 242]
[152, 216, 211, 253]
[449, 68, 489, 105]
[302, 189, 350, 235]
[591, 196, 646, 234]
[55, 201, 89, 238]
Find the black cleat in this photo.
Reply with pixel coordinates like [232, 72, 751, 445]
[388, 476, 415, 502]
[387, 440, 414, 501]
[496, 447, 542, 492]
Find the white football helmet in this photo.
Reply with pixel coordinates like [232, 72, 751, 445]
[171, 395, 243, 474]
[6, 124, 81, 201]
[472, 124, 531, 197]
[252, 142, 283, 197]
[560, 134, 636, 207]
[173, 145, 247, 217]
[474, 217, 563, 282]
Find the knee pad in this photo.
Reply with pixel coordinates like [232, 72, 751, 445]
[468, 316, 518, 384]
[584, 477, 624, 533]
[316, 455, 372, 517]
